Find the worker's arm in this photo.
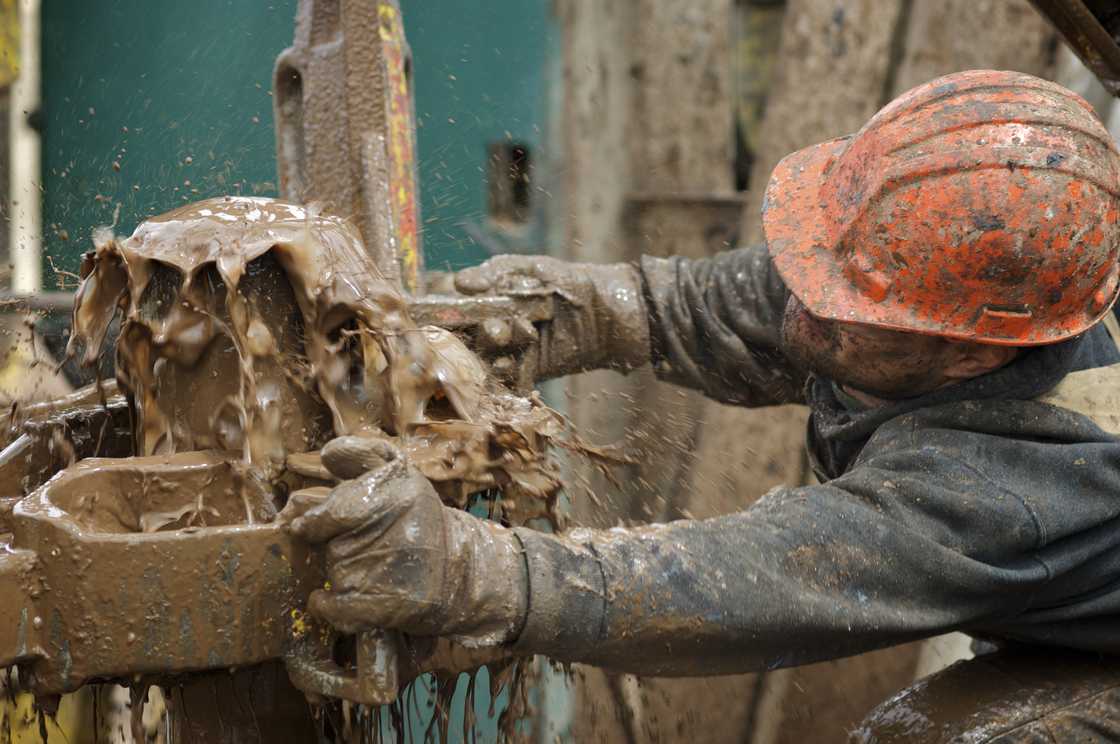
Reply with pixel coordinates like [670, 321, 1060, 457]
[454, 245, 805, 405]
[294, 422, 1115, 675]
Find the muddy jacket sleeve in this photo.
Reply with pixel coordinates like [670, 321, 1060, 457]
[640, 244, 807, 406]
[508, 405, 1120, 675]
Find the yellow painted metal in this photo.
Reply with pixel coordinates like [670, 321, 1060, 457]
[0, 0, 17, 88]
[379, 2, 421, 293]
[2, 689, 96, 743]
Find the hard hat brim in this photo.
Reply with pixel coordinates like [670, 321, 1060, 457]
[763, 138, 885, 330]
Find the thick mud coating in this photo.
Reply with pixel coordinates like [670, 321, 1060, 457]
[25, 451, 278, 534]
[67, 196, 564, 524]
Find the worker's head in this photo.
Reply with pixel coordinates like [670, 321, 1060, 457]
[763, 69, 1120, 398]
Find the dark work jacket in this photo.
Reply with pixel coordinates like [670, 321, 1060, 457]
[512, 244, 1120, 677]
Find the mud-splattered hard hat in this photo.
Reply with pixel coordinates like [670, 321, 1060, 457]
[763, 69, 1120, 345]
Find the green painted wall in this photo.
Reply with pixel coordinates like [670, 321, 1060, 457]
[41, 0, 295, 283]
[40, 0, 555, 284]
[404, 1, 556, 270]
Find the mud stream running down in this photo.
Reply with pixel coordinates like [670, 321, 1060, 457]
[67, 195, 566, 526]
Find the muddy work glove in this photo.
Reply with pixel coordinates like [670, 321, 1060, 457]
[454, 254, 651, 379]
[290, 436, 529, 648]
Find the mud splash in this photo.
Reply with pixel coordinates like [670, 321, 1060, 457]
[59, 195, 584, 741]
[66, 196, 564, 525]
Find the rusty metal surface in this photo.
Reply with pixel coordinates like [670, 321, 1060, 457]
[273, 0, 423, 293]
[168, 663, 321, 744]
[0, 268, 555, 717]
[0, 394, 132, 501]
[0, 290, 554, 714]
[852, 648, 1120, 742]
[1030, 0, 1120, 95]
[0, 291, 75, 313]
[0, 2, 545, 741]
[286, 629, 400, 706]
[0, 3, 559, 738]
[0, 444, 521, 726]
[0, 453, 307, 692]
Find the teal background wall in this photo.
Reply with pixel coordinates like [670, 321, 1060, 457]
[404, 2, 556, 270]
[40, 0, 555, 285]
[40, 1, 293, 282]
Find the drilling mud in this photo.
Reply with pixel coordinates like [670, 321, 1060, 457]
[67, 195, 566, 526]
[24, 451, 276, 535]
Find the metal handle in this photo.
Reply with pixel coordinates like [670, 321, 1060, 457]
[285, 629, 400, 706]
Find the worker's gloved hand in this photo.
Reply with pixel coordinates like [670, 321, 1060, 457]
[454, 254, 651, 379]
[289, 436, 529, 648]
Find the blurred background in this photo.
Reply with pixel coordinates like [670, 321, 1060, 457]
[1, 0, 1117, 742]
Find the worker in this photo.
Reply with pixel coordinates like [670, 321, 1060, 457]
[292, 69, 1120, 741]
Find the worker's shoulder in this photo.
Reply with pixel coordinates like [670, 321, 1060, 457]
[866, 390, 1120, 456]
[847, 393, 1120, 501]
[825, 397, 1120, 554]
[852, 394, 1120, 524]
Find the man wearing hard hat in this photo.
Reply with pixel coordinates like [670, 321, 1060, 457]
[297, 70, 1120, 741]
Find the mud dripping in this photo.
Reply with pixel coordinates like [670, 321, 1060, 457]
[66, 196, 565, 526]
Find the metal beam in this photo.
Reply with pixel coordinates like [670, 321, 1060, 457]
[1029, 0, 1120, 95]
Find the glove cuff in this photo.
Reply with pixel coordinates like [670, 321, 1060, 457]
[443, 509, 529, 647]
[589, 262, 652, 372]
[508, 527, 608, 657]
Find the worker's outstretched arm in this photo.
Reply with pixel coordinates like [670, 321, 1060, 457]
[294, 424, 1115, 676]
[507, 457, 1038, 676]
[454, 245, 805, 405]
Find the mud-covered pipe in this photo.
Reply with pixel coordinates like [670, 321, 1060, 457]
[272, 0, 424, 293]
[1029, 0, 1120, 95]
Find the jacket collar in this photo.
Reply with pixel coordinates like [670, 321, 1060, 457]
[806, 322, 1120, 478]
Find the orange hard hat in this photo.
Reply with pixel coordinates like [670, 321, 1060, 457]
[763, 69, 1120, 346]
